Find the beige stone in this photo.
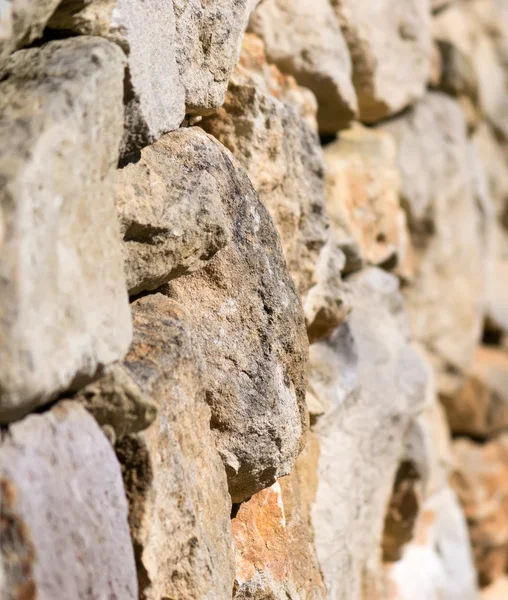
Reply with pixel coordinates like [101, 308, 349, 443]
[0, 401, 137, 600]
[117, 294, 234, 600]
[383, 93, 486, 398]
[332, 0, 432, 123]
[203, 35, 351, 343]
[309, 268, 427, 599]
[116, 131, 232, 295]
[0, 38, 131, 423]
[324, 123, 414, 280]
[0, 0, 61, 67]
[159, 129, 308, 503]
[248, 0, 357, 133]
[482, 576, 508, 600]
[452, 435, 508, 587]
[232, 474, 326, 599]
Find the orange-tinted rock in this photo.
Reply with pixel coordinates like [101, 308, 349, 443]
[232, 472, 326, 600]
[452, 436, 508, 587]
[444, 346, 508, 437]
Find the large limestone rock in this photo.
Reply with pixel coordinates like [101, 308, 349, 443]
[382, 93, 486, 398]
[0, 0, 61, 67]
[0, 38, 131, 423]
[308, 268, 427, 599]
[443, 346, 508, 438]
[117, 294, 235, 600]
[203, 35, 352, 343]
[49, 0, 185, 161]
[452, 435, 508, 587]
[116, 131, 232, 295]
[332, 0, 432, 123]
[0, 401, 137, 600]
[159, 129, 308, 503]
[324, 122, 414, 280]
[232, 475, 326, 599]
[248, 0, 358, 132]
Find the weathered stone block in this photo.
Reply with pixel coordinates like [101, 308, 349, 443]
[0, 37, 131, 423]
[0, 401, 137, 600]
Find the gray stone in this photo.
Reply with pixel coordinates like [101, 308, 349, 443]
[0, 0, 61, 67]
[332, 0, 432, 123]
[0, 37, 131, 423]
[162, 128, 308, 503]
[382, 93, 487, 398]
[309, 268, 427, 599]
[116, 131, 232, 295]
[248, 0, 358, 133]
[49, 0, 185, 162]
[117, 294, 235, 600]
[0, 401, 137, 600]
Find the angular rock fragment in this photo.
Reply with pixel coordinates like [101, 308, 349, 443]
[324, 122, 414, 279]
[0, 401, 137, 600]
[232, 474, 326, 599]
[117, 294, 235, 600]
[0, 0, 61, 67]
[308, 268, 427, 599]
[49, 0, 185, 161]
[452, 435, 508, 587]
[116, 132, 232, 295]
[163, 128, 308, 502]
[443, 346, 508, 438]
[332, 0, 432, 122]
[203, 35, 351, 343]
[0, 38, 131, 423]
[248, 0, 358, 132]
[382, 93, 486, 398]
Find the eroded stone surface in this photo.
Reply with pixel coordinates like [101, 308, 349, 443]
[332, 0, 432, 122]
[116, 131, 232, 295]
[248, 0, 357, 132]
[117, 294, 235, 600]
[160, 129, 308, 503]
[0, 401, 137, 600]
[309, 268, 427, 599]
[0, 37, 131, 423]
[382, 92, 486, 398]
[203, 34, 352, 342]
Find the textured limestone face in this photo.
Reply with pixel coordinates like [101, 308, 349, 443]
[248, 0, 358, 132]
[117, 294, 235, 600]
[0, 402, 138, 600]
[331, 0, 431, 122]
[383, 92, 487, 399]
[203, 34, 352, 344]
[163, 128, 309, 503]
[309, 268, 428, 600]
[0, 37, 131, 423]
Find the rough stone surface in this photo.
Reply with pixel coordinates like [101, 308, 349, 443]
[248, 0, 357, 133]
[382, 92, 486, 398]
[0, 401, 137, 600]
[443, 346, 508, 438]
[117, 293, 235, 600]
[49, 0, 185, 162]
[0, 0, 61, 67]
[202, 35, 352, 343]
[159, 129, 308, 503]
[309, 268, 427, 599]
[116, 132, 232, 295]
[324, 122, 414, 280]
[73, 363, 157, 444]
[232, 474, 326, 599]
[452, 435, 508, 587]
[0, 37, 131, 423]
[173, 0, 249, 116]
[332, 0, 432, 123]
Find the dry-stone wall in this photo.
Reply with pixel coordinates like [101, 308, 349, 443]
[2, 0, 508, 598]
